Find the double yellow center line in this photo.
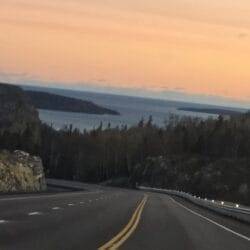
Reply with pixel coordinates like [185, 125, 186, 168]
[99, 194, 148, 250]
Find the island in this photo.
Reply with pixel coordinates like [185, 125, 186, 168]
[25, 90, 120, 115]
[178, 107, 243, 116]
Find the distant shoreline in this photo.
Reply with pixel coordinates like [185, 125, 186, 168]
[25, 90, 120, 116]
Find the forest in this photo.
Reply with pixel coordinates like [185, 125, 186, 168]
[1, 111, 250, 205]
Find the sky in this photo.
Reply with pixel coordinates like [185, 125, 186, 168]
[0, 0, 250, 108]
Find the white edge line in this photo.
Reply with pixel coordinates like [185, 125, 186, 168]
[169, 197, 250, 242]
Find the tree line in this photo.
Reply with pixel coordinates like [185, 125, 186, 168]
[0, 113, 250, 205]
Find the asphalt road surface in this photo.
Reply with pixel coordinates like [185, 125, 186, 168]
[0, 186, 249, 250]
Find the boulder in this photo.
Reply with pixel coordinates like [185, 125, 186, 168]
[0, 150, 46, 192]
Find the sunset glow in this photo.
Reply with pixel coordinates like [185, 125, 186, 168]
[1, 0, 250, 106]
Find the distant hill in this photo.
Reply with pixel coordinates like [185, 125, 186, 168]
[25, 90, 120, 115]
[0, 83, 40, 135]
[178, 107, 244, 116]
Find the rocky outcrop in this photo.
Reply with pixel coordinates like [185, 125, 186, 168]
[0, 150, 46, 192]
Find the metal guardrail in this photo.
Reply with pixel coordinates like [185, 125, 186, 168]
[139, 186, 250, 224]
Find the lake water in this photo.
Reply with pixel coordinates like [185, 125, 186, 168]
[23, 86, 218, 131]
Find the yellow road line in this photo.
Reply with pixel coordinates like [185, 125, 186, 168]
[99, 195, 148, 250]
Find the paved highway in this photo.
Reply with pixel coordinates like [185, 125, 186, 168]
[0, 185, 249, 250]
